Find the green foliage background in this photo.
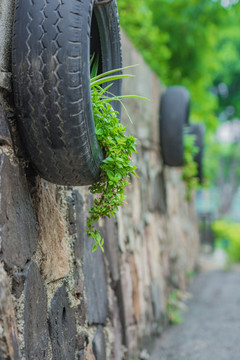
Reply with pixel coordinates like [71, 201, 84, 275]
[212, 220, 240, 262]
[118, 0, 240, 258]
[118, 0, 240, 193]
[118, 0, 240, 130]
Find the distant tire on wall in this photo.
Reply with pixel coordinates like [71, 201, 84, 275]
[159, 86, 190, 166]
[12, 0, 122, 185]
[188, 123, 205, 183]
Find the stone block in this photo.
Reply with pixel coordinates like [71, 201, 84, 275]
[66, 195, 76, 235]
[126, 325, 138, 358]
[0, 152, 38, 269]
[0, 263, 20, 359]
[83, 232, 108, 325]
[116, 257, 134, 346]
[73, 190, 85, 259]
[116, 208, 126, 252]
[49, 285, 76, 360]
[149, 170, 167, 213]
[103, 217, 119, 286]
[36, 182, 69, 281]
[151, 280, 161, 322]
[24, 262, 48, 360]
[0, 94, 11, 145]
[92, 326, 106, 360]
[0, 0, 14, 75]
[111, 289, 123, 360]
[130, 255, 141, 323]
[72, 190, 85, 297]
[77, 350, 85, 360]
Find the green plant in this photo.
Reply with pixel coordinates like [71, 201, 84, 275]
[182, 132, 199, 201]
[212, 220, 240, 263]
[87, 66, 147, 252]
[166, 289, 189, 324]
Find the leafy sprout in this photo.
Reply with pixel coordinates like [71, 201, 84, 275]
[87, 62, 148, 252]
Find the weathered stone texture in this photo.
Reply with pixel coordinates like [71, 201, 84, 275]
[49, 285, 76, 360]
[110, 289, 123, 360]
[0, 263, 20, 360]
[0, 95, 11, 146]
[0, 0, 14, 91]
[83, 231, 108, 325]
[92, 326, 106, 360]
[0, 152, 38, 269]
[24, 262, 48, 360]
[36, 181, 70, 281]
[103, 217, 119, 286]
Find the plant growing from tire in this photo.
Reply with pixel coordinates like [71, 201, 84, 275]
[87, 66, 146, 252]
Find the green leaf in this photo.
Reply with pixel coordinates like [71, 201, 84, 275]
[92, 244, 98, 253]
[90, 64, 138, 83]
[95, 128, 104, 135]
[90, 74, 134, 88]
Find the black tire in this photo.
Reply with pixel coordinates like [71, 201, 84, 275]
[160, 86, 190, 166]
[187, 123, 205, 183]
[12, 0, 122, 185]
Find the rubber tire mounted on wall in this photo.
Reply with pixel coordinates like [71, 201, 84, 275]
[160, 86, 190, 166]
[187, 123, 205, 183]
[12, 0, 122, 185]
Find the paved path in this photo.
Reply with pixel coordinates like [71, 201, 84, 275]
[150, 270, 240, 360]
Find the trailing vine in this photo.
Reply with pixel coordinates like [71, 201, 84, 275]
[87, 66, 146, 252]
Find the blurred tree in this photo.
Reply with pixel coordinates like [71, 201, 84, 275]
[117, 0, 170, 81]
[212, 5, 240, 120]
[118, 0, 227, 131]
[118, 0, 240, 217]
[206, 141, 240, 215]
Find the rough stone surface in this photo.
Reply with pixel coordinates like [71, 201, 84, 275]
[36, 182, 69, 281]
[24, 262, 48, 360]
[111, 289, 122, 360]
[49, 285, 76, 360]
[0, 263, 20, 360]
[0, 0, 14, 75]
[126, 325, 138, 358]
[116, 255, 134, 347]
[151, 170, 167, 213]
[72, 190, 85, 298]
[83, 229, 108, 325]
[151, 280, 162, 322]
[130, 254, 141, 323]
[73, 190, 85, 259]
[103, 217, 119, 287]
[77, 350, 85, 360]
[67, 195, 76, 236]
[77, 346, 95, 360]
[0, 94, 11, 146]
[76, 331, 88, 351]
[0, 153, 38, 269]
[92, 326, 106, 360]
[77, 299, 87, 327]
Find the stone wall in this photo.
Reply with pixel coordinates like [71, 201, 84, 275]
[0, 3, 199, 358]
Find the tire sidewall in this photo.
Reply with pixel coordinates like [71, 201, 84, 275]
[160, 86, 190, 166]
